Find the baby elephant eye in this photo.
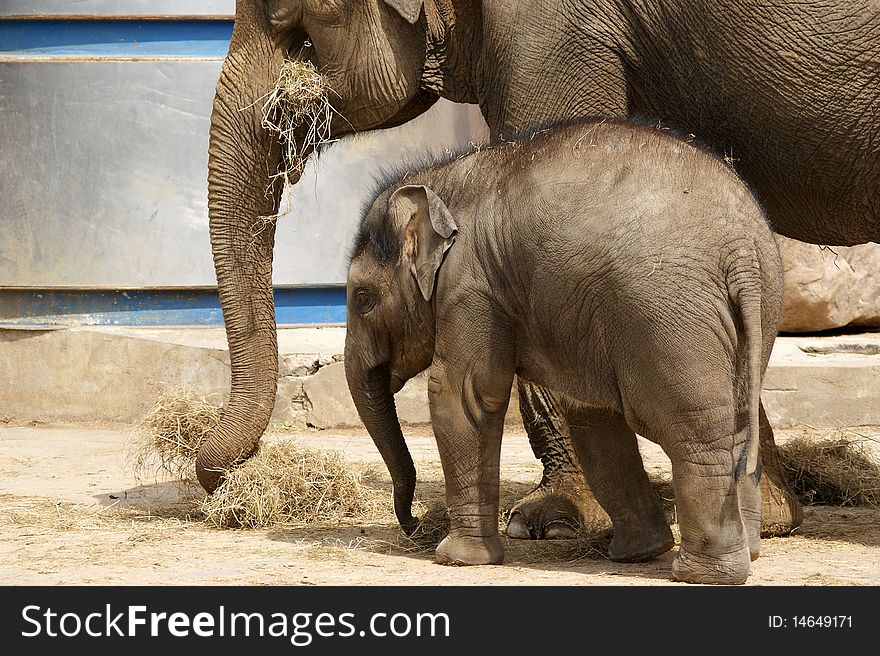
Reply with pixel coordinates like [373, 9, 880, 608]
[355, 288, 378, 314]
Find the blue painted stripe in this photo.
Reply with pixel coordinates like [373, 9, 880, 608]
[0, 20, 233, 58]
[0, 289, 347, 326]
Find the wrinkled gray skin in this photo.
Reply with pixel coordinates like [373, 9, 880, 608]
[204, 0, 878, 544]
[345, 120, 783, 584]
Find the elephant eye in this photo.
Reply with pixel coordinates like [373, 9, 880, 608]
[354, 288, 378, 314]
[303, 0, 344, 22]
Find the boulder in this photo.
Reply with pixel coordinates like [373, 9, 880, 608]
[776, 235, 880, 333]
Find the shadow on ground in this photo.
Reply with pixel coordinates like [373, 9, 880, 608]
[93, 474, 880, 585]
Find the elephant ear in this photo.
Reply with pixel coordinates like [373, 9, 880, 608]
[383, 0, 424, 24]
[390, 185, 458, 302]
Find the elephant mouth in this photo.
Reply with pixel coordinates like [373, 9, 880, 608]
[377, 88, 441, 131]
[280, 34, 438, 134]
[284, 35, 317, 66]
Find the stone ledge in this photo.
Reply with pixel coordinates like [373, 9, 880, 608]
[2, 325, 878, 429]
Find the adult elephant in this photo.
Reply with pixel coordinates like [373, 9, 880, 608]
[202, 0, 878, 548]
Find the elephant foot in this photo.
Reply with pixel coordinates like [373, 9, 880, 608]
[671, 546, 750, 585]
[435, 534, 504, 566]
[760, 469, 804, 537]
[506, 474, 610, 540]
[608, 523, 675, 563]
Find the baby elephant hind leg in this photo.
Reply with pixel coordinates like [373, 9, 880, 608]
[567, 408, 674, 562]
[661, 409, 753, 585]
[728, 405, 798, 561]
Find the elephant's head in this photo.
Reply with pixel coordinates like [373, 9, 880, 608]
[344, 183, 458, 532]
[199, 0, 441, 492]
[267, 0, 439, 130]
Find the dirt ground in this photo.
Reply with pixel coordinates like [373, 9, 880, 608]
[1, 421, 879, 586]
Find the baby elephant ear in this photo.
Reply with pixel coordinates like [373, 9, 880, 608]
[382, 0, 424, 24]
[389, 185, 458, 302]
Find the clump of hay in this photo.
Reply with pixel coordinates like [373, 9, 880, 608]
[507, 530, 612, 564]
[779, 436, 880, 507]
[253, 58, 340, 236]
[398, 501, 451, 553]
[128, 388, 220, 481]
[200, 443, 386, 529]
[130, 389, 389, 528]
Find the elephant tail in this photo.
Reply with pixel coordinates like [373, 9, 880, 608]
[729, 252, 763, 480]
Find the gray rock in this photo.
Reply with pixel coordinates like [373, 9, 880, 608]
[302, 361, 525, 429]
[777, 235, 880, 333]
[302, 362, 432, 429]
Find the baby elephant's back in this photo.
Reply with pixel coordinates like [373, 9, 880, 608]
[533, 121, 779, 276]
[521, 122, 783, 359]
[526, 120, 773, 253]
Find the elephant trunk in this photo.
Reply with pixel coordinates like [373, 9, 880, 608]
[345, 356, 418, 534]
[198, 5, 289, 492]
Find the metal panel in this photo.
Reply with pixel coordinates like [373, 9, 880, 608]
[0, 56, 489, 288]
[0, 60, 221, 287]
[274, 101, 489, 285]
[0, 288, 346, 326]
[0, 1, 235, 18]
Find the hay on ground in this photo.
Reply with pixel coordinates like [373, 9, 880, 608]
[128, 388, 220, 481]
[0, 495, 200, 532]
[385, 497, 614, 563]
[779, 436, 880, 507]
[130, 389, 389, 529]
[397, 501, 450, 553]
[200, 442, 386, 529]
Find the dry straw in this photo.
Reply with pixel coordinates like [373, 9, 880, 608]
[252, 58, 341, 237]
[381, 495, 616, 563]
[199, 442, 387, 529]
[0, 495, 200, 532]
[128, 388, 221, 482]
[779, 435, 880, 507]
[396, 501, 450, 553]
[129, 389, 390, 529]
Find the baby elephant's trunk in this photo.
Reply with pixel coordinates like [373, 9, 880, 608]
[344, 357, 419, 534]
[729, 257, 764, 479]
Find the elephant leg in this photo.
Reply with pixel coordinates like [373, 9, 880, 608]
[434, 416, 505, 566]
[506, 383, 801, 545]
[758, 402, 803, 537]
[567, 409, 674, 562]
[430, 360, 509, 566]
[506, 380, 609, 540]
[663, 414, 752, 585]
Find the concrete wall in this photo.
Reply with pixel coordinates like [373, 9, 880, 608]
[5, 326, 879, 430]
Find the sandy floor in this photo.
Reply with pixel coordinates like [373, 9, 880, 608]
[1, 421, 879, 586]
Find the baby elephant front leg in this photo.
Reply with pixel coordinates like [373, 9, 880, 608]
[429, 360, 511, 566]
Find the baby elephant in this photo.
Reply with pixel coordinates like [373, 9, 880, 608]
[344, 119, 783, 585]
